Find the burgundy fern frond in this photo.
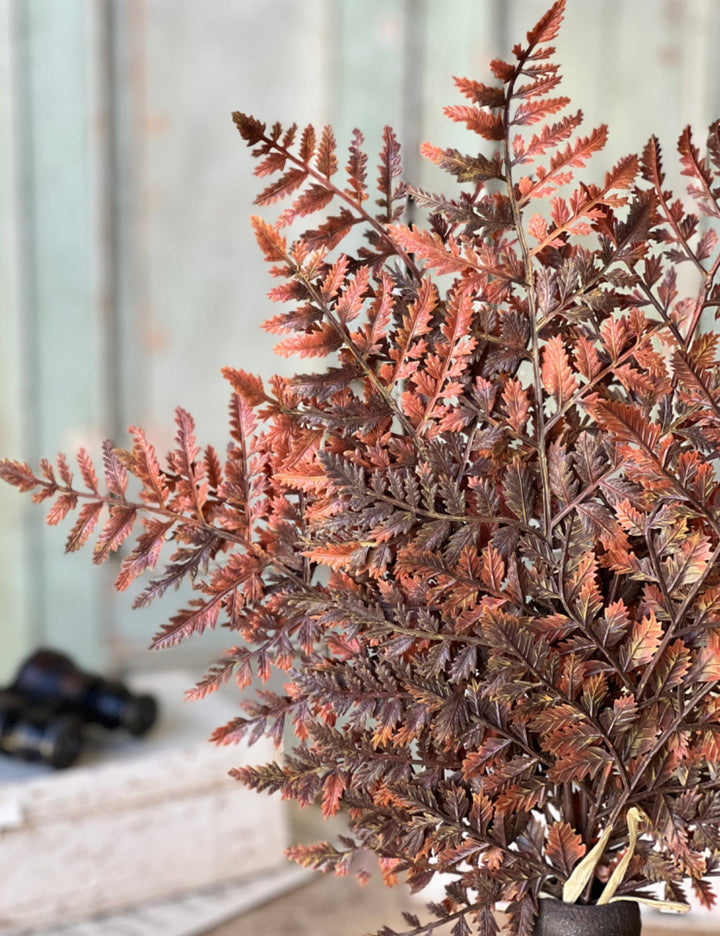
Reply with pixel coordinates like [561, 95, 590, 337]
[8, 2, 720, 933]
[376, 126, 406, 223]
[101, 439, 128, 497]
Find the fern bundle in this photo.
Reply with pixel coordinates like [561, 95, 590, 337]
[4, 2, 720, 933]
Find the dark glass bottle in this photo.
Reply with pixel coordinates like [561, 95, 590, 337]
[0, 691, 84, 769]
[12, 649, 158, 736]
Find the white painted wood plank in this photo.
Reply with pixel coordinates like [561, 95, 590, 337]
[20, 867, 309, 936]
[416, 1, 502, 183]
[10, 0, 106, 666]
[106, 0, 332, 660]
[329, 1, 406, 161]
[0, 0, 30, 679]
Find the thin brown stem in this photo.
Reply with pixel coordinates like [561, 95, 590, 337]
[253, 128, 424, 283]
[295, 268, 425, 450]
[605, 681, 717, 831]
[502, 64, 551, 537]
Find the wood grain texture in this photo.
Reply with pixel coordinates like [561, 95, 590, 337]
[0, 0, 28, 677]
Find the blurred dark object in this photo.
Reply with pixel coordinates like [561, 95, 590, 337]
[0, 690, 84, 769]
[12, 649, 158, 736]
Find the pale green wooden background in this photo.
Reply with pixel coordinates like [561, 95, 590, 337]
[1, 0, 719, 679]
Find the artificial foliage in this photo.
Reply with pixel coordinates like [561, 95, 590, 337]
[5, 2, 720, 933]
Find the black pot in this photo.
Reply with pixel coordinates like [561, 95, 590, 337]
[532, 899, 641, 936]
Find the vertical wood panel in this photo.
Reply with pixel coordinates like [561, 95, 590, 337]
[107, 0, 333, 665]
[10, 0, 105, 669]
[109, 0, 151, 452]
[329, 1, 406, 159]
[0, 0, 28, 679]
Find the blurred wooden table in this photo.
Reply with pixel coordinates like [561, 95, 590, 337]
[205, 805, 718, 936]
[205, 869, 717, 936]
[206, 868, 422, 936]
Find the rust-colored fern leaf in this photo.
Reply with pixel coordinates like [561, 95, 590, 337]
[5, 2, 720, 934]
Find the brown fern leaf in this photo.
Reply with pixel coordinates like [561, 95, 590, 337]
[65, 501, 104, 553]
[92, 505, 137, 565]
[345, 128, 368, 204]
[115, 519, 173, 591]
[375, 125, 405, 223]
[7, 4, 720, 932]
[443, 104, 504, 141]
[101, 439, 127, 497]
[525, 0, 566, 48]
[541, 335, 577, 408]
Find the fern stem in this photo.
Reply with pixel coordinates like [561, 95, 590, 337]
[556, 524, 635, 695]
[34, 476, 318, 599]
[584, 763, 613, 844]
[548, 462, 620, 532]
[651, 162, 710, 287]
[636, 535, 720, 702]
[544, 323, 666, 436]
[501, 64, 552, 539]
[605, 680, 717, 830]
[631, 513, 681, 702]
[251, 127, 423, 283]
[295, 267, 426, 451]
